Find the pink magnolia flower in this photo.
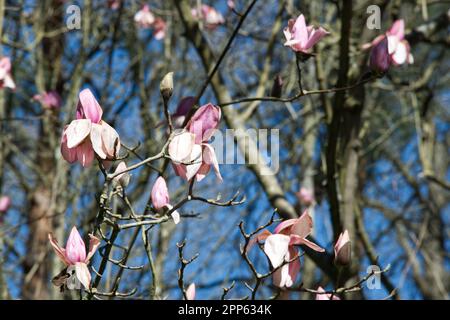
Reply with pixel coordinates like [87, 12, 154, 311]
[369, 37, 391, 74]
[283, 14, 329, 54]
[296, 187, 314, 206]
[169, 103, 222, 182]
[191, 5, 225, 30]
[186, 283, 196, 300]
[60, 89, 120, 167]
[151, 176, 180, 224]
[316, 286, 340, 300]
[0, 196, 11, 212]
[134, 5, 155, 28]
[48, 226, 100, 290]
[33, 91, 62, 109]
[334, 230, 351, 266]
[0, 57, 16, 90]
[363, 19, 413, 66]
[153, 18, 167, 40]
[248, 211, 324, 288]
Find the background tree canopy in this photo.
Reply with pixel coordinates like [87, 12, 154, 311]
[0, 0, 448, 300]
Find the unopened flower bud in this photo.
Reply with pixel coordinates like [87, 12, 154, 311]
[334, 230, 351, 267]
[160, 72, 174, 102]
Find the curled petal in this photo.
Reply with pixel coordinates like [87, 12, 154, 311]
[185, 144, 203, 181]
[48, 233, 70, 266]
[61, 126, 77, 163]
[100, 121, 120, 159]
[90, 123, 107, 159]
[291, 211, 313, 238]
[86, 234, 100, 262]
[246, 229, 272, 253]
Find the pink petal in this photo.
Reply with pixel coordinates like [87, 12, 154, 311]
[60, 126, 77, 163]
[186, 103, 221, 144]
[65, 119, 92, 149]
[246, 229, 272, 253]
[388, 19, 405, 40]
[65, 226, 87, 264]
[90, 123, 107, 159]
[100, 121, 120, 159]
[186, 283, 196, 300]
[169, 131, 195, 163]
[292, 14, 309, 48]
[185, 144, 203, 181]
[304, 26, 329, 50]
[263, 234, 290, 268]
[77, 89, 103, 123]
[86, 234, 100, 262]
[274, 218, 297, 235]
[391, 41, 409, 65]
[291, 211, 313, 238]
[198, 144, 222, 182]
[76, 140, 95, 167]
[48, 233, 70, 266]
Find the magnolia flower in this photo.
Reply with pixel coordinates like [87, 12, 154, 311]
[334, 230, 351, 266]
[112, 161, 130, 189]
[296, 187, 314, 206]
[48, 226, 100, 290]
[33, 91, 62, 109]
[315, 286, 340, 300]
[363, 19, 413, 66]
[151, 176, 180, 224]
[169, 103, 222, 182]
[248, 211, 324, 288]
[191, 5, 225, 30]
[0, 196, 11, 213]
[369, 37, 391, 74]
[153, 18, 167, 40]
[0, 57, 16, 90]
[134, 5, 155, 28]
[283, 14, 329, 54]
[186, 283, 196, 300]
[61, 89, 120, 167]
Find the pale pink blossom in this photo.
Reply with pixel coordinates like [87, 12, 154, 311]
[191, 5, 225, 30]
[334, 230, 351, 266]
[296, 187, 314, 206]
[283, 14, 329, 53]
[227, 1, 235, 10]
[0, 196, 11, 212]
[186, 283, 196, 300]
[170, 103, 222, 182]
[363, 19, 413, 66]
[60, 89, 120, 167]
[48, 226, 100, 290]
[151, 176, 180, 224]
[248, 211, 324, 288]
[316, 286, 340, 300]
[134, 5, 155, 28]
[0, 57, 16, 90]
[33, 91, 62, 109]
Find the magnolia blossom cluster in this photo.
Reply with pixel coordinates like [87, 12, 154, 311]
[191, 4, 225, 30]
[0, 57, 16, 90]
[134, 5, 167, 40]
[367, 19, 414, 74]
[168, 103, 222, 182]
[49, 227, 100, 290]
[61, 89, 120, 167]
